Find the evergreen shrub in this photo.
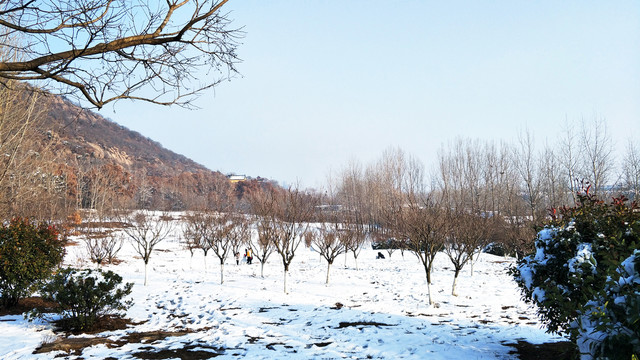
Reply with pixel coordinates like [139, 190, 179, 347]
[511, 194, 639, 359]
[0, 218, 65, 307]
[38, 268, 133, 332]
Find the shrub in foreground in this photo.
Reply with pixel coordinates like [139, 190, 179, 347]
[37, 268, 133, 332]
[0, 218, 65, 307]
[578, 249, 640, 359]
[512, 194, 639, 359]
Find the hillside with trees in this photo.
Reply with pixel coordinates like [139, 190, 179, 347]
[0, 85, 272, 221]
[45, 95, 208, 176]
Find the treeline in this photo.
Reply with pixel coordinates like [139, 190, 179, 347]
[324, 121, 639, 259]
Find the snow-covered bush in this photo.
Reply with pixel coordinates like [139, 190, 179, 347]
[512, 194, 639, 358]
[37, 268, 133, 331]
[577, 249, 640, 359]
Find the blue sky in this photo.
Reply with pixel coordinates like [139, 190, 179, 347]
[109, 1, 640, 188]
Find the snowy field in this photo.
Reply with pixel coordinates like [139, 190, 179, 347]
[1, 221, 566, 359]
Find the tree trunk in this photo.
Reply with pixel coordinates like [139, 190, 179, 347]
[144, 262, 149, 286]
[283, 269, 289, 294]
[452, 269, 460, 296]
[220, 262, 225, 284]
[325, 261, 331, 285]
[426, 274, 433, 305]
[260, 261, 265, 278]
[470, 258, 474, 277]
[470, 253, 477, 276]
[203, 254, 207, 273]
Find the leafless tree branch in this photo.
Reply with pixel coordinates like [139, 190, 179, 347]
[0, 0, 241, 109]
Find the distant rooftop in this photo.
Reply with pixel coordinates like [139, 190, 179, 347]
[227, 174, 247, 182]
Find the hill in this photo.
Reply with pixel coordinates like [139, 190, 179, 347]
[0, 86, 275, 218]
[33, 93, 248, 212]
[44, 95, 208, 177]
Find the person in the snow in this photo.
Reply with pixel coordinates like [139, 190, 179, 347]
[234, 251, 240, 265]
[376, 252, 385, 259]
[246, 248, 253, 264]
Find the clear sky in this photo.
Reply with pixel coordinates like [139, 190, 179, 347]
[108, 1, 640, 188]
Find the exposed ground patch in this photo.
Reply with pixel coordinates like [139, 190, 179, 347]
[33, 329, 199, 356]
[505, 340, 577, 360]
[132, 343, 226, 359]
[337, 321, 394, 328]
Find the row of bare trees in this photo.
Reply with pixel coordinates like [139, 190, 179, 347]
[176, 185, 370, 294]
[322, 119, 638, 304]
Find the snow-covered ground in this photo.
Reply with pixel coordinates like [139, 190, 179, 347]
[1, 222, 566, 359]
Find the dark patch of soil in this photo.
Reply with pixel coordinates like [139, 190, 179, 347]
[246, 335, 261, 344]
[35, 337, 118, 355]
[258, 307, 277, 313]
[331, 302, 344, 310]
[132, 344, 224, 359]
[52, 315, 139, 335]
[506, 340, 578, 360]
[120, 330, 194, 344]
[220, 307, 241, 311]
[405, 312, 430, 317]
[337, 321, 394, 328]
[34, 329, 198, 355]
[314, 342, 332, 347]
[0, 296, 58, 316]
[265, 342, 285, 351]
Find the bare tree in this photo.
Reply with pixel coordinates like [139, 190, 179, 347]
[621, 140, 640, 200]
[372, 148, 450, 305]
[309, 221, 346, 285]
[401, 200, 448, 305]
[0, 0, 241, 109]
[444, 211, 491, 296]
[0, 82, 72, 220]
[83, 212, 123, 266]
[368, 147, 409, 259]
[514, 129, 544, 224]
[120, 210, 174, 285]
[247, 188, 279, 278]
[206, 212, 234, 284]
[341, 222, 367, 271]
[228, 214, 250, 265]
[540, 143, 567, 211]
[558, 120, 581, 205]
[578, 116, 614, 197]
[182, 211, 211, 272]
[271, 186, 316, 294]
[332, 162, 370, 270]
[251, 217, 277, 278]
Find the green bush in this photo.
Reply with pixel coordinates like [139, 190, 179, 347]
[578, 249, 640, 359]
[512, 194, 639, 358]
[0, 218, 65, 307]
[38, 268, 133, 332]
